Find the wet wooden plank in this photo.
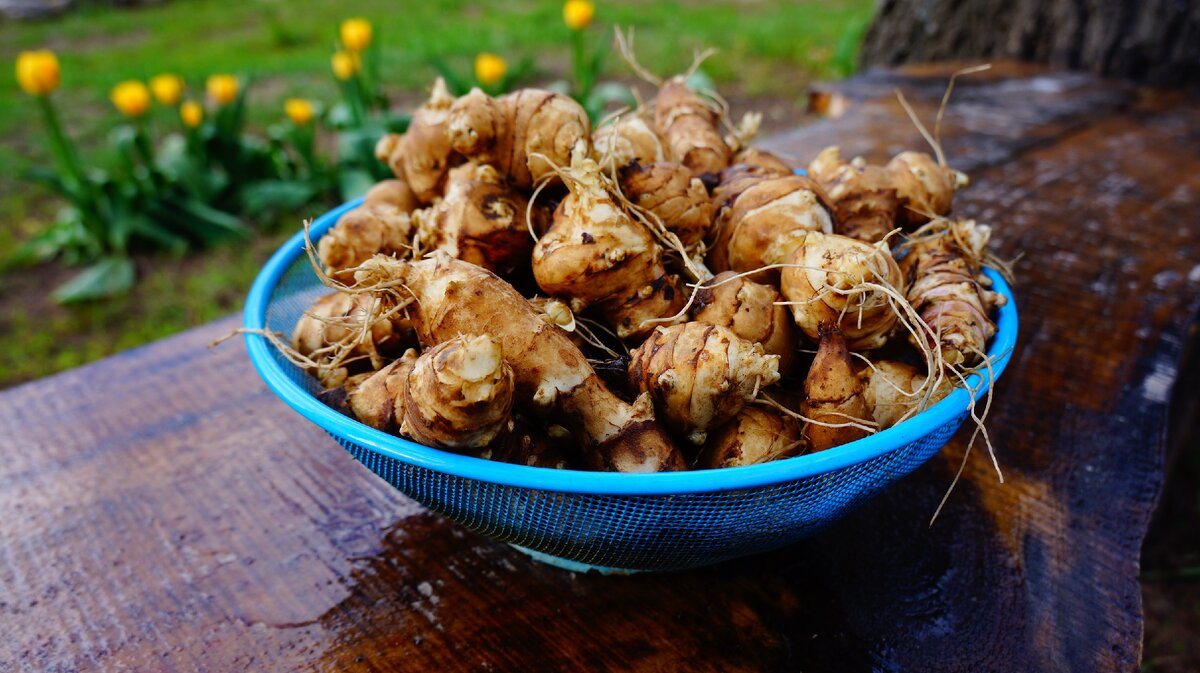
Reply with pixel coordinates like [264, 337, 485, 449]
[1, 63, 1196, 672]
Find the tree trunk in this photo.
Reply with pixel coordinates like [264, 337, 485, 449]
[860, 0, 1200, 88]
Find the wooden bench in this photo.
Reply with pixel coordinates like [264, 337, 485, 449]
[2, 62, 1196, 671]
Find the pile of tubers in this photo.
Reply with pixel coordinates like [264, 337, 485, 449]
[290, 65, 1008, 474]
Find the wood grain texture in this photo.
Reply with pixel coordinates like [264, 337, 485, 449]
[1, 63, 1197, 672]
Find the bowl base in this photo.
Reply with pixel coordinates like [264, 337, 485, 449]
[507, 544, 643, 575]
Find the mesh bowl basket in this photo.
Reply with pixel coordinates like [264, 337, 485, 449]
[244, 199, 1019, 573]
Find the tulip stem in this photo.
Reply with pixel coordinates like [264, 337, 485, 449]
[37, 96, 86, 191]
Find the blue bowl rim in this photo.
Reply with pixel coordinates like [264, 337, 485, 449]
[244, 198, 1018, 496]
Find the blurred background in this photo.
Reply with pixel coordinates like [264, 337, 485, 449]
[2, 1, 1196, 669]
[0, 0, 872, 387]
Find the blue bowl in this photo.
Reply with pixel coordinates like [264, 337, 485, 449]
[244, 199, 1018, 572]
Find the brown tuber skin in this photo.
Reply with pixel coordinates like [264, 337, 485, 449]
[531, 155, 687, 341]
[860, 360, 953, 430]
[346, 349, 420, 433]
[771, 231, 904, 351]
[447, 88, 591, 191]
[401, 334, 515, 450]
[414, 163, 541, 278]
[732, 148, 792, 175]
[696, 406, 804, 469]
[807, 146, 968, 241]
[888, 151, 968, 228]
[692, 271, 797, 375]
[375, 78, 461, 204]
[802, 323, 869, 453]
[593, 112, 665, 171]
[354, 252, 686, 472]
[291, 291, 413, 388]
[709, 160, 796, 218]
[808, 146, 901, 243]
[363, 178, 420, 213]
[707, 175, 836, 275]
[654, 79, 731, 176]
[628, 322, 780, 445]
[618, 160, 715, 248]
[900, 218, 1006, 368]
[318, 203, 414, 284]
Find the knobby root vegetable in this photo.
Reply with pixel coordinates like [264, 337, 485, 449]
[413, 163, 540, 278]
[316, 371, 371, 418]
[888, 151, 968, 228]
[318, 203, 414, 283]
[802, 323, 871, 452]
[362, 178, 420, 213]
[628, 322, 780, 445]
[692, 271, 796, 375]
[654, 79, 731, 176]
[593, 111, 665, 171]
[807, 146, 900, 243]
[707, 175, 835, 275]
[375, 78, 460, 203]
[860, 360, 953, 430]
[807, 146, 968, 241]
[899, 218, 1006, 367]
[709, 160, 795, 217]
[618, 160, 714, 248]
[531, 154, 686, 340]
[401, 334, 515, 450]
[771, 230, 904, 351]
[447, 87, 590, 190]
[291, 291, 413, 387]
[353, 251, 686, 472]
[346, 349, 420, 432]
[731, 148, 792, 175]
[696, 406, 803, 469]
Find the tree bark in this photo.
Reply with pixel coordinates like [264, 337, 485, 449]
[861, 0, 1200, 88]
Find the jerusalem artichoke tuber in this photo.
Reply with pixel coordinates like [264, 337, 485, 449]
[531, 154, 687, 340]
[802, 323, 871, 452]
[691, 271, 796, 375]
[628, 322, 780, 445]
[318, 203, 414, 284]
[352, 251, 686, 472]
[413, 163, 540, 278]
[291, 291, 413, 388]
[345, 349, 420, 433]
[860, 360, 953, 430]
[654, 79, 731, 176]
[899, 218, 1006, 368]
[375, 78, 461, 204]
[696, 405, 803, 469]
[771, 230, 904, 351]
[447, 87, 590, 190]
[617, 160, 715, 248]
[707, 175, 835, 275]
[400, 334, 515, 450]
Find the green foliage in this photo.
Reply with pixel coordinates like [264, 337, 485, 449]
[832, 16, 869, 77]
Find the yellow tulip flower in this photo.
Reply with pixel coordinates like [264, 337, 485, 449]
[340, 18, 373, 53]
[15, 50, 60, 96]
[149, 74, 185, 106]
[285, 98, 315, 126]
[180, 100, 204, 128]
[110, 80, 151, 118]
[331, 51, 359, 81]
[206, 74, 239, 106]
[563, 0, 595, 30]
[474, 53, 507, 87]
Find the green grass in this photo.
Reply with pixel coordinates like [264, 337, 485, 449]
[0, 0, 873, 388]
